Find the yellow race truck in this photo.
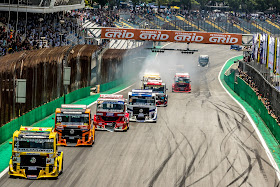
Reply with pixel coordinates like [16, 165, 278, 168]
[9, 126, 63, 179]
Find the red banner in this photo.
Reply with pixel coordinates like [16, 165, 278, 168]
[101, 28, 242, 45]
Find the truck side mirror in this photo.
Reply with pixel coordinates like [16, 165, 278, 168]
[166, 88, 168, 90]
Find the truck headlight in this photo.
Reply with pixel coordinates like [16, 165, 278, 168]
[56, 125, 64, 130]
[46, 158, 54, 164]
[12, 156, 20, 163]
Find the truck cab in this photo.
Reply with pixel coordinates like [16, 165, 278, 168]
[9, 127, 63, 179]
[198, 55, 209, 67]
[127, 89, 157, 122]
[143, 80, 168, 107]
[54, 104, 95, 146]
[142, 73, 161, 87]
[94, 94, 129, 132]
[172, 73, 191, 92]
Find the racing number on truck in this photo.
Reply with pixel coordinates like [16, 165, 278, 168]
[57, 117, 62, 122]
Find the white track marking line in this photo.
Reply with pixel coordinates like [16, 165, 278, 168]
[0, 167, 8, 179]
[218, 56, 280, 181]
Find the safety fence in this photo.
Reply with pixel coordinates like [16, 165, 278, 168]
[0, 87, 90, 145]
[224, 71, 280, 143]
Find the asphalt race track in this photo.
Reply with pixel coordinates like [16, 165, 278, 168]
[0, 43, 279, 187]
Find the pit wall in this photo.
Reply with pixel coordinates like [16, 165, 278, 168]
[224, 63, 280, 144]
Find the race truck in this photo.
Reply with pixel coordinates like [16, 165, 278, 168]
[198, 55, 209, 67]
[9, 127, 63, 179]
[142, 73, 161, 87]
[143, 80, 168, 107]
[172, 73, 191, 92]
[54, 104, 95, 146]
[94, 94, 129, 132]
[127, 89, 157, 122]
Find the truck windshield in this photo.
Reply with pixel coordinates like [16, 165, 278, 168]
[200, 58, 208, 62]
[143, 76, 161, 82]
[56, 114, 89, 123]
[97, 101, 124, 111]
[15, 138, 54, 152]
[129, 97, 155, 106]
[176, 77, 190, 83]
[144, 85, 164, 93]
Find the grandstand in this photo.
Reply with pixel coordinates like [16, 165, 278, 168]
[0, 0, 84, 13]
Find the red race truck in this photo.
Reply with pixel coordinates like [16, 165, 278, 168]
[172, 73, 191, 93]
[94, 94, 129, 132]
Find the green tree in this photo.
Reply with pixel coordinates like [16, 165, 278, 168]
[181, 0, 192, 10]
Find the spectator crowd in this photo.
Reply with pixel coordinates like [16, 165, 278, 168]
[0, 8, 119, 57]
[238, 67, 280, 124]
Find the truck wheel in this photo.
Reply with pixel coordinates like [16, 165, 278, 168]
[60, 159, 63, 175]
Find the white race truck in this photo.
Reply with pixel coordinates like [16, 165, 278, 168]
[127, 90, 157, 123]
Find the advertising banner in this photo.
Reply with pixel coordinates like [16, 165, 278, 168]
[258, 34, 263, 63]
[276, 38, 280, 74]
[252, 34, 257, 60]
[101, 28, 243, 45]
[268, 36, 274, 70]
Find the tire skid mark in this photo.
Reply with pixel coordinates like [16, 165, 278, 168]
[220, 123, 245, 183]
[145, 107, 187, 186]
[216, 151, 239, 187]
[186, 153, 230, 187]
[218, 108, 254, 186]
[181, 115, 195, 156]
[210, 101, 230, 120]
[223, 125, 255, 186]
[160, 114, 189, 160]
[69, 166, 87, 187]
[186, 132, 217, 186]
[218, 101, 261, 143]
[237, 145, 253, 186]
[226, 145, 256, 187]
[145, 123, 160, 154]
[211, 101, 262, 145]
[161, 107, 193, 160]
[274, 174, 280, 187]
[232, 135, 272, 183]
[55, 148, 87, 187]
[217, 112, 224, 132]
[147, 139, 184, 187]
[177, 140, 204, 187]
[220, 125, 238, 152]
[254, 149, 268, 182]
[196, 129, 212, 167]
[234, 117, 241, 131]
[176, 129, 208, 187]
[24, 181, 34, 187]
[214, 101, 246, 116]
